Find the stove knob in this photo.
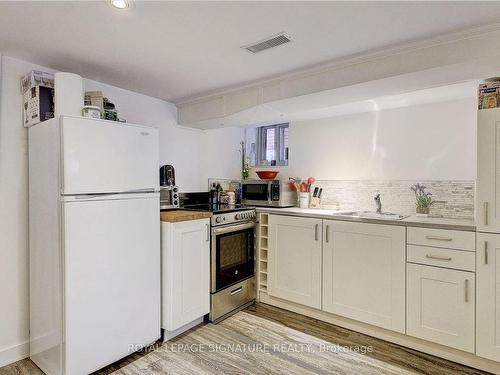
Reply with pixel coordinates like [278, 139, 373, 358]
[215, 216, 222, 223]
[235, 213, 241, 220]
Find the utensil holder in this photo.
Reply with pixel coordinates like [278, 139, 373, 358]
[299, 192, 310, 208]
[309, 196, 321, 208]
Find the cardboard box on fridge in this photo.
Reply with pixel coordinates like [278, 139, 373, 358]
[20, 70, 54, 94]
[478, 81, 500, 110]
[23, 86, 54, 127]
[21, 70, 55, 127]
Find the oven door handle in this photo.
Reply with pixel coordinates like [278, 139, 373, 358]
[212, 221, 256, 235]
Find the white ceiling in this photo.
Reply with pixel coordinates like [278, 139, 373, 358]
[1, 1, 500, 103]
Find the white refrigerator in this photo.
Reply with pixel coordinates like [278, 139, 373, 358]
[29, 116, 161, 375]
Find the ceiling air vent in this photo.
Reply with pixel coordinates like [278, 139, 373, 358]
[242, 33, 292, 54]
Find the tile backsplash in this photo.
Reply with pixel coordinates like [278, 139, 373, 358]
[207, 178, 475, 220]
[313, 180, 474, 219]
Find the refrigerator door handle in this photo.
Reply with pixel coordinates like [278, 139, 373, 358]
[71, 189, 157, 199]
[74, 193, 117, 200]
[123, 188, 157, 194]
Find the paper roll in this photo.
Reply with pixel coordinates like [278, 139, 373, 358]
[54, 72, 84, 117]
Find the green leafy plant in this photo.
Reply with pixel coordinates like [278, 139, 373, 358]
[411, 183, 433, 212]
[240, 141, 249, 180]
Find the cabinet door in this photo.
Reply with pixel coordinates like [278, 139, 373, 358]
[477, 109, 500, 233]
[477, 233, 500, 361]
[407, 264, 475, 353]
[268, 215, 322, 309]
[162, 219, 210, 331]
[322, 221, 405, 333]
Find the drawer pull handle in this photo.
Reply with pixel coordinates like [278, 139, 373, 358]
[485, 241, 489, 265]
[230, 287, 243, 296]
[425, 254, 452, 261]
[425, 235, 453, 242]
[325, 225, 330, 243]
[314, 224, 319, 241]
[484, 202, 489, 226]
[465, 279, 469, 303]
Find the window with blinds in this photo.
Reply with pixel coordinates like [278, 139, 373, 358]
[257, 123, 289, 166]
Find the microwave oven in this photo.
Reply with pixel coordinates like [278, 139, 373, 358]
[241, 180, 295, 207]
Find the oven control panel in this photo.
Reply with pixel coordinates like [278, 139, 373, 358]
[234, 211, 255, 221]
[212, 210, 256, 226]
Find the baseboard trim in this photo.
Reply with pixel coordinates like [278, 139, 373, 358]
[163, 317, 204, 341]
[259, 292, 500, 374]
[0, 340, 29, 368]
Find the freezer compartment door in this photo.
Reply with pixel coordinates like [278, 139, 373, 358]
[61, 116, 159, 194]
[63, 195, 160, 375]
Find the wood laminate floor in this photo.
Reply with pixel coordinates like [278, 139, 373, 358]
[0, 303, 490, 375]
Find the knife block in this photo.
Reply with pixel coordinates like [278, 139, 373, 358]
[309, 196, 321, 208]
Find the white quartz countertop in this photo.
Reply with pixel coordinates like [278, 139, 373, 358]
[255, 207, 476, 231]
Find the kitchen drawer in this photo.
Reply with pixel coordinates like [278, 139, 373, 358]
[407, 227, 475, 251]
[407, 245, 475, 272]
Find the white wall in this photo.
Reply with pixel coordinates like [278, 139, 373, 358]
[0, 56, 52, 367]
[0, 55, 243, 367]
[250, 98, 476, 181]
[202, 126, 245, 184]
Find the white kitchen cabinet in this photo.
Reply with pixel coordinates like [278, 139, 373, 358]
[322, 220, 405, 333]
[476, 233, 500, 361]
[407, 263, 475, 353]
[477, 108, 500, 233]
[268, 214, 322, 309]
[162, 218, 210, 339]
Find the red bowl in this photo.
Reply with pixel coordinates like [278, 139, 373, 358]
[256, 171, 279, 180]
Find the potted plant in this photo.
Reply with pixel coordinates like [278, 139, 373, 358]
[411, 183, 433, 216]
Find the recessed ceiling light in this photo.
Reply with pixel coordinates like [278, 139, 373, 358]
[110, 0, 130, 9]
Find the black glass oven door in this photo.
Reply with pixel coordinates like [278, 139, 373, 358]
[214, 225, 255, 291]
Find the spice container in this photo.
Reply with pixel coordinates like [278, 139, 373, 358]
[82, 105, 101, 119]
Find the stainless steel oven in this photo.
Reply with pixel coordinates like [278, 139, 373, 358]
[241, 180, 295, 207]
[209, 210, 256, 322]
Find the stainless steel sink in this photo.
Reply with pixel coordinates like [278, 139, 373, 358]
[332, 210, 409, 221]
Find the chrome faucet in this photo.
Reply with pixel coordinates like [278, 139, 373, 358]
[374, 194, 382, 214]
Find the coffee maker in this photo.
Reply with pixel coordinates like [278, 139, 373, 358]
[159, 165, 179, 209]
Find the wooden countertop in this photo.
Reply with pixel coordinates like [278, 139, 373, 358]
[160, 210, 212, 223]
